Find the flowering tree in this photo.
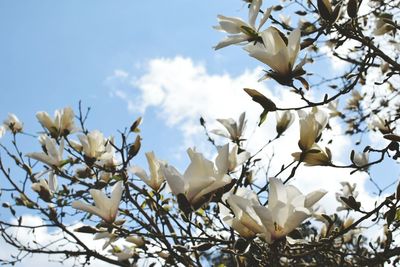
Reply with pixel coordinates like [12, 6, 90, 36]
[1, 0, 400, 266]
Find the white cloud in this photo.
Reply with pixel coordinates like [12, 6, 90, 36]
[106, 56, 384, 217]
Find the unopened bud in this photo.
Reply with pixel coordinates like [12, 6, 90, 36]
[126, 235, 145, 247]
[347, 0, 358, 18]
[318, 0, 333, 21]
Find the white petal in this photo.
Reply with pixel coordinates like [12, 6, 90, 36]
[268, 178, 287, 210]
[162, 165, 186, 196]
[216, 15, 247, 34]
[287, 28, 301, 68]
[0, 126, 5, 138]
[90, 189, 110, 212]
[217, 118, 237, 138]
[26, 152, 56, 166]
[36, 112, 54, 130]
[214, 34, 249, 50]
[283, 207, 310, 235]
[248, 0, 262, 28]
[210, 129, 230, 138]
[304, 190, 327, 208]
[110, 181, 123, 217]
[130, 165, 150, 184]
[215, 144, 230, 175]
[258, 7, 273, 31]
[253, 205, 275, 233]
[72, 201, 103, 219]
[236, 151, 250, 166]
[48, 172, 58, 192]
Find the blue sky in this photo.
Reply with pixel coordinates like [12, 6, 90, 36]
[0, 1, 397, 266]
[0, 0, 260, 163]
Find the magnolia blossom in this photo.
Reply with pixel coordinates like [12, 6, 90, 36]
[222, 178, 326, 243]
[222, 144, 250, 175]
[72, 181, 123, 223]
[297, 107, 329, 151]
[110, 246, 136, 262]
[244, 27, 304, 81]
[253, 178, 327, 243]
[3, 113, 23, 134]
[36, 107, 77, 137]
[293, 108, 331, 166]
[336, 181, 359, 211]
[26, 135, 65, 167]
[97, 137, 119, 168]
[94, 229, 118, 250]
[162, 144, 236, 210]
[31, 172, 58, 202]
[130, 151, 166, 191]
[352, 151, 369, 170]
[213, 0, 272, 49]
[370, 115, 391, 134]
[211, 112, 247, 142]
[220, 188, 264, 238]
[292, 144, 332, 166]
[78, 130, 107, 159]
[276, 110, 295, 136]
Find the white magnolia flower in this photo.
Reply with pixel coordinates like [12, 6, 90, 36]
[220, 188, 264, 238]
[215, 143, 249, 174]
[110, 246, 136, 262]
[297, 107, 329, 151]
[214, 0, 272, 49]
[94, 229, 118, 250]
[130, 151, 166, 191]
[370, 115, 391, 134]
[162, 145, 233, 210]
[253, 178, 327, 243]
[353, 151, 369, 170]
[292, 144, 332, 166]
[72, 181, 123, 223]
[244, 27, 304, 81]
[221, 178, 326, 242]
[224, 144, 250, 173]
[31, 172, 58, 202]
[26, 135, 65, 167]
[98, 137, 119, 168]
[211, 112, 247, 142]
[36, 107, 77, 137]
[276, 110, 295, 136]
[336, 181, 359, 211]
[3, 113, 23, 134]
[78, 130, 107, 159]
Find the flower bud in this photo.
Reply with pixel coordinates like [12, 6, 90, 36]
[347, 0, 358, 18]
[126, 235, 145, 247]
[318, 0, 333, 21]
